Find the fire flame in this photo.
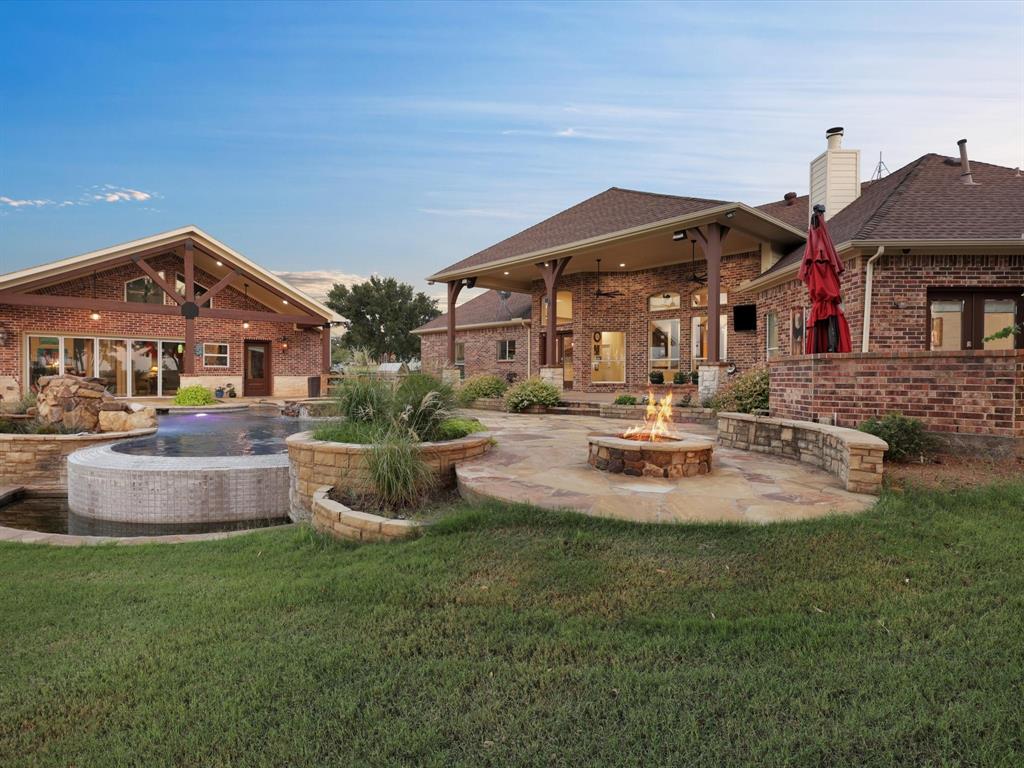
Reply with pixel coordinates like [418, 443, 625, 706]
[622, 389, 674, 441]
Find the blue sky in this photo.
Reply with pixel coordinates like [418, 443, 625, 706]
[1, 0, 1021, 304]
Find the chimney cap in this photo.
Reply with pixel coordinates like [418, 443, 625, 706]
[826, 126, 844, 136]
[783, 191, 798, 205]
[957, 138, 967, 146]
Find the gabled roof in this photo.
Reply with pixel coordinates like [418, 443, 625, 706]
[432, 188, 730, 276]
[0, 225, 342, 322]
[415, 290, 532, 334]
[762, 154, 1024, 277]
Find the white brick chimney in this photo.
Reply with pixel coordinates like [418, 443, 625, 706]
[809, 127, 860, 221]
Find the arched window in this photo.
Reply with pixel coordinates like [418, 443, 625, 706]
[648, 292, 680, 311]
[690, 287, 728, 309]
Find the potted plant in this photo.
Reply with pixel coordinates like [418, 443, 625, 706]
[673, 371, 687, 385]
[689, 370, 699, 385]
[225, 383, 237, 398]
[214, 386, 225, 399]
[649, 371, 664, 385]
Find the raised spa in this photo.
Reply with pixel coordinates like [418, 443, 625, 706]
[587, 432, 714, 478]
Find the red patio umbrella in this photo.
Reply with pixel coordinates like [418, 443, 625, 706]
[800, 204, 852, 354]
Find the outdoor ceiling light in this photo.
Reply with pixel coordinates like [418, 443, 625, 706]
[282, 299, 289, 305]
[242, 321, 250, 330]
[216, 260, 223, 266]
[90, 311, 101, 321]
[618, 262, 625, 267]
[503, 271, 510, 275]
[672, 229, 687, 241]
[725, 211, 736, 219]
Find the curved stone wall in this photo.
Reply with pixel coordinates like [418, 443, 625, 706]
[311, 486, 426, 542]
[0, 428, 156, 491]
[286, 431, 492, 521]
[67, 445, 291, 525]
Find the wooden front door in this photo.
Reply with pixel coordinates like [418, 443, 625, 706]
[244, 341, 271, 397]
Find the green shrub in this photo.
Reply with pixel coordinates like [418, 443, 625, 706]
[613, 394, 637, 406]
[173, 385, 217, 406]
[706, 367, 769, 414]
[367, 432, 438, 509]
[457, 374, 508, 405]
[311, 420, 384, 444]
[504, 378, 561, 413]
[859, 413, 934, 462]
[649, 371, 664, 384]
[5, 392, 37, 415]
[672, 371, 688, 385]
[393, 374, 456, 441]
[335, 378, 392, 423]
[0, 418, 74, 435]
[434, 418, 486, 442]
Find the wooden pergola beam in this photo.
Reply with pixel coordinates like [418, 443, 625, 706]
[0, 292, 181, 316]
[446, 280, 464, 366]
[202, 267, 241, 305]
[537, 257, 571, 367]
[132, 255, 183, 305]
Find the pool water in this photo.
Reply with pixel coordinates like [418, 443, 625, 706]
[113, 411, 308, 457]
[0, 492, 289, 537]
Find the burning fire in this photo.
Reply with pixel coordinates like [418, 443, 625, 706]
[622, 389, 674, 442]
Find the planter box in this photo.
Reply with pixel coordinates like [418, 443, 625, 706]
[467, 397, 507, 412]
[310, 486, 427, 543]
[286, 431, 493, 522]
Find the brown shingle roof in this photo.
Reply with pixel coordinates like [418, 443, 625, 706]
[415, 290, 532, 333]
[433, 187, 728, 275]
[764, 154, 1024, 275]
[755, 193, 810, 230]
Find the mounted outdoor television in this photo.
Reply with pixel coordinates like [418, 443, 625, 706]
[733, 304, 757, 332]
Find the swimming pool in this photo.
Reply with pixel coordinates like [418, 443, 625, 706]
[112, 410, 308, 457]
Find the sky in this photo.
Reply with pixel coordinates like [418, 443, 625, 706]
[1, 0, 1021, 306]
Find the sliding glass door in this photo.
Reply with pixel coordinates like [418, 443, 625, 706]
[27, 335, 183, 396]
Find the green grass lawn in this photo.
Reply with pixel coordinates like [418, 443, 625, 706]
[2, 483, 1022, 767]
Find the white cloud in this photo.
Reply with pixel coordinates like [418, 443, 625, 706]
[92, 185, 153, 203]
[418, 207, 531, 219]
[0, 196, 52, 208]
[272, 269, 369, 302]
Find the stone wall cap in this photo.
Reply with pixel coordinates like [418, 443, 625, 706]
[0, 427, 157, 443]
[717, 412, 889, 450]
[288, 430, 492, 452]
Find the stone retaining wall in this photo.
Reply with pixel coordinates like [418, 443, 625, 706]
[286, 431, 492, 521]
[717, 412, 887, 495]
[0, 428, 157, 491]
[311, 486, 426, 542]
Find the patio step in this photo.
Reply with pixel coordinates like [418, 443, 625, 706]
[551, 404, 602, 417]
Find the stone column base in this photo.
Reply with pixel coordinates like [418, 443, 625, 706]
[441, 367, 462, 386]
[539, 366, 564, 390]
[697, 362, 730, 404]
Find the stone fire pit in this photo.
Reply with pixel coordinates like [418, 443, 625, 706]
[587, 433, 713, 478]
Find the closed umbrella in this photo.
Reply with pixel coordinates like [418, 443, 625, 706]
[800, 204, 852, 354]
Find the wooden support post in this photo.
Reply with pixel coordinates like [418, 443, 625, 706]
[446, 280, 463, 366]
[687, 224, 728, 363]
[322, 326, 332, 374]
[538, 257, 571, 367]
[183, 240, 196, 303]
[184, 317, 196, 375]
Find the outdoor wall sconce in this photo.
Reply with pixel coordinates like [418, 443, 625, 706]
[0, 326, 7, 345]
[279, 337, 289, 351]
[90, 311, 101, 321]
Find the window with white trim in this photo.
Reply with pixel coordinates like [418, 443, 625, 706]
[497, 339, 516, 361]
[649, 318, 680, 374]
[202, 343, 229, 367]
[766, 311, 780, 360]
[691, 315, 728, 369]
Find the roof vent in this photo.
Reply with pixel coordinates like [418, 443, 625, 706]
[957, 139, 978, 185]
[784, 191, 798, 206]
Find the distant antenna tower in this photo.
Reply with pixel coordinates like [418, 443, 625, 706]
[871, 151, 890, 181]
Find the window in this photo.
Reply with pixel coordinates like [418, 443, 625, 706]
[175, 273, 211, 306]
[28, 334, 181, 397]
[540, 290, 573, 325]
[63, 338, 95, 377]
[592, 331, 625, 383]
[98, 339, 128, 396]
[28, 336, 60, 390]
[203, 343, 229, 367]
[649, 292, 680, 312]
[691, 288, 728, 309]
[928, 289, 1022, 351]
[125, 276, 164, 304]
[766, 311, 780, 360]
[497, 340, 516, 361]
[161, 342, 184, 395]
[790, 308, 806, 356]
[649, 318, 680, 373]
[691, 315, 728, 369]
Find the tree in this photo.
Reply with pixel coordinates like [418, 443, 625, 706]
[326, 276, 440, 362]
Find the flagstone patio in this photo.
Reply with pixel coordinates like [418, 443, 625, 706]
[458, 412, 878, 524]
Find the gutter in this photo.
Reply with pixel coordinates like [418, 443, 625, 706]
[861, 246, 885, 353]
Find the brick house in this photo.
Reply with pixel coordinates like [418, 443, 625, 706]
[0, 226, 340, 404]
[418, 130, 1023, 455]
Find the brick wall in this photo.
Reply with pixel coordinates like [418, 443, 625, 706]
[769, 350, 1024, 457]
[1, 252, 323, 396]
[419, 323, 531, 382]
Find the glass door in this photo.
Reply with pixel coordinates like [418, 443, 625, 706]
[98, 339, 128, 395]
[131, 341, 160, 397]
[244, 341, 270, 396]
[161, 342, 185, 396]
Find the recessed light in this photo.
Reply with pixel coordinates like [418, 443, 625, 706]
[282, 299, 288, 305]
[215, 260, 223, 266]
[619, 263, 626, 267]
[503, 271, 510, 275]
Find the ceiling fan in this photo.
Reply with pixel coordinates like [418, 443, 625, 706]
[687, 238, 707, 286]
[594, 259, 624, 298]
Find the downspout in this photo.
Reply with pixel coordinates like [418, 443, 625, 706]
[861, 246, 885, 353]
